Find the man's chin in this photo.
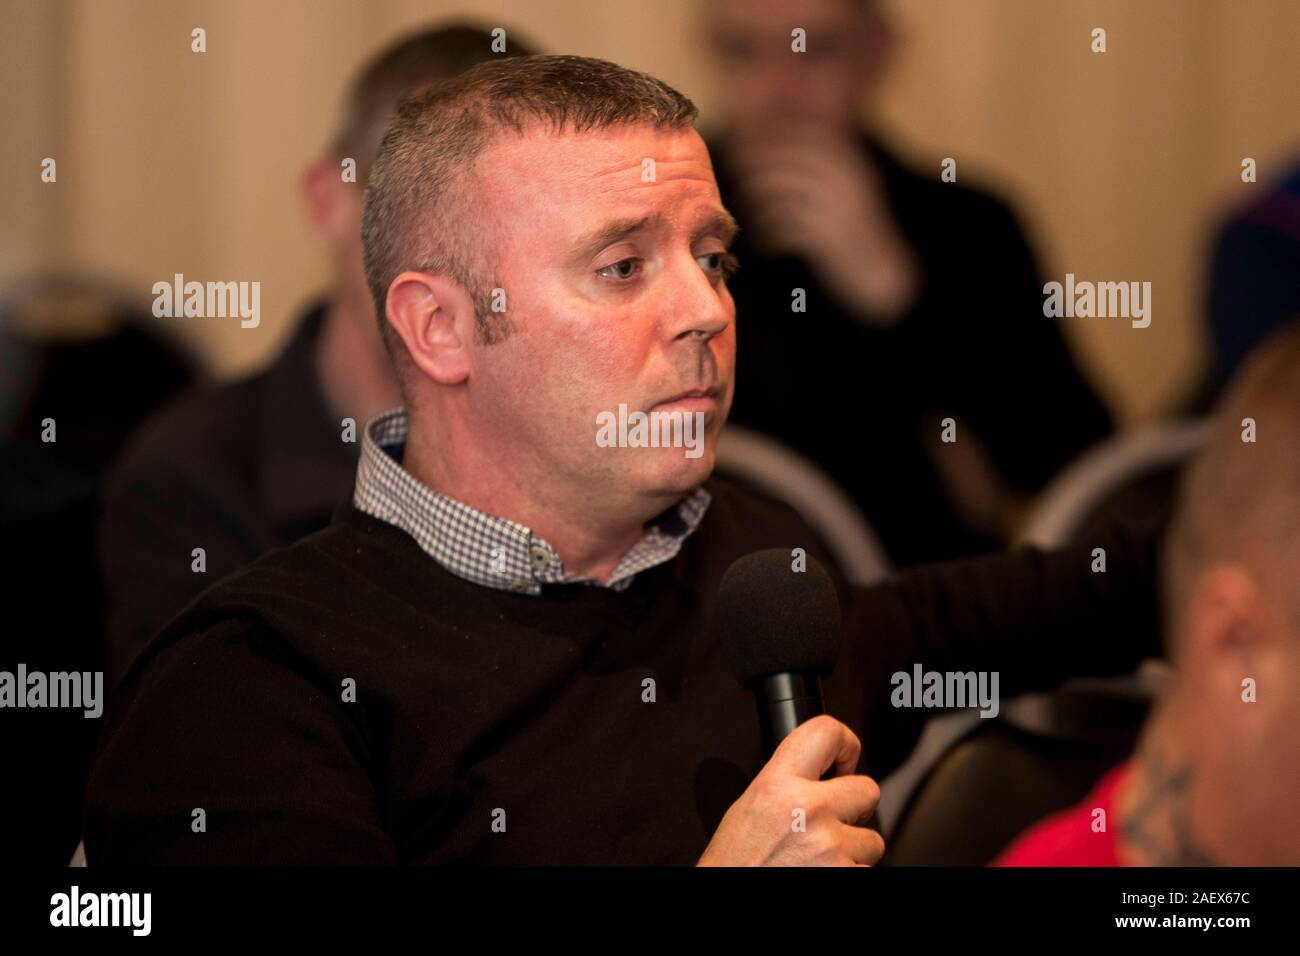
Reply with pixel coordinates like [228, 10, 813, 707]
[633, 446, 716, 497]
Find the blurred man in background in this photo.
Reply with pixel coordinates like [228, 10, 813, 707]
[999, 319, 1300, 865]
[702, 0, 1112, 565]
[97, 22, 536, 689]
[1204, 160, 1300, 396]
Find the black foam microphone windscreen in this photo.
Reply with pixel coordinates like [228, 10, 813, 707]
[716, 547, 842, 689]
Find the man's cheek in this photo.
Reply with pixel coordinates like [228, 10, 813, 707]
[576, 353, 648, 406]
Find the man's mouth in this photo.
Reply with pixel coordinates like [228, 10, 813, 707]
[651, 386, 721, 413]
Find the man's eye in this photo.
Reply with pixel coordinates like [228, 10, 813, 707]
[597, 258, 641, 281]
[717, 38, 759, 62]
[699, 251, 741, 278]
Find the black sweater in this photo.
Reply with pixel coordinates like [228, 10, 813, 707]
[83, 477, 1162, 865]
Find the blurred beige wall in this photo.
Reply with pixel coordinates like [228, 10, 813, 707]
[4, 0, 1300, 423]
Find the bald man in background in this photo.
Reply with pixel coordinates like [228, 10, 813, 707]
[999, 320, 1300, 866]
[97, 23, 536, 689]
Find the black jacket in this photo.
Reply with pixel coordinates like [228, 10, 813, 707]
[97, 303, 357, 688]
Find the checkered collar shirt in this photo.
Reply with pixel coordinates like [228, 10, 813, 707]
[352, 407, 712, 595]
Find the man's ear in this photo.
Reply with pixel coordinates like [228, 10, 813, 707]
[384, 272, 474, 386]
[1185, 565, 1275, 683]
[1183, 564, 1288, 771]
[859, 5, 898, 90]
[300, 155, 352, 243]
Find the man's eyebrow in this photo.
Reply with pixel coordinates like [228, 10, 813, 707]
[567, 209, 740, 268]
[567, 215, 661, 267]
[695, 209, 739, 246]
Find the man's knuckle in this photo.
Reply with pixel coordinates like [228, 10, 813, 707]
[860, 775, 880, 802]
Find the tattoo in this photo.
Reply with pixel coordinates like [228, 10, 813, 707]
[1119, 744, 1220, 866]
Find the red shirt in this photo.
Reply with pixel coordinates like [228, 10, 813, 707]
[994, 762, 1132, 866]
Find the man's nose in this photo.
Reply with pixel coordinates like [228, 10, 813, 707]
[665, 257, 731, 344]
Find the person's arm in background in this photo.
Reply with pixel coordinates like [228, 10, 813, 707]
[925, 198, 1114, 537]
[82, 617, 397, 864]
[832, 507, 1166, 780]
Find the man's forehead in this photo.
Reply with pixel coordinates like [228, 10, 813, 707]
[711, 0, 858, 32]
[477, 123, 717, 195]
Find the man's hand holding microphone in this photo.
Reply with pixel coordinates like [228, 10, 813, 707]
[698, 715, 884, 866]
[703, 549, 884, 866]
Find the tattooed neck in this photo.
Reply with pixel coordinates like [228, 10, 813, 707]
[1118, 740, 1220, 866]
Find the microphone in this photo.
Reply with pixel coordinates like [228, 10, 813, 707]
[716, 548, 842, 758]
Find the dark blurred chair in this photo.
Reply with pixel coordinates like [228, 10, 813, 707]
[0, 272, 202, 866]
[880, 422, 1203, 864]
[714, 424, 891, 586]
[1015, 420, 1207, 550]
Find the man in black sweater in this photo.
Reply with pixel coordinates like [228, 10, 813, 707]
[83, 55, 1162, 866]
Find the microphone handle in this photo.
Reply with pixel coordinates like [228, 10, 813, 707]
[756, 672, 826, 759]
[756, 674, 884, 836]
